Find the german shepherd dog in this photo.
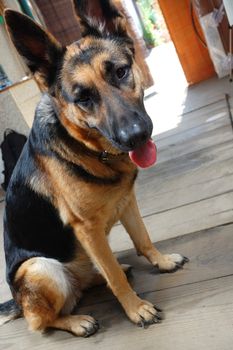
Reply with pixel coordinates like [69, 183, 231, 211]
[1, 1, 188, 337]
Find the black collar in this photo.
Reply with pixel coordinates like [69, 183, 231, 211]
[91, 149, 127, 163]
[56, 117, 127, 163]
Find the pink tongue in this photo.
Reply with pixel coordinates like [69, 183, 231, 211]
[129, 139, 157, 168]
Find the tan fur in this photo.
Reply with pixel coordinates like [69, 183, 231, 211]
[4, 3, 187, 337]
[49, 315, 98, 336]
[15, 259, 67, 331]
[120, 192, 183, 271]
[35, 152, 159, 324]
[35, 153, 135, 223]
[12, 35, 160, 333]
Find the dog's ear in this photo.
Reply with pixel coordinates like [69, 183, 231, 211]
[4, 9, 65, 91]
[72, 0, 130, 40]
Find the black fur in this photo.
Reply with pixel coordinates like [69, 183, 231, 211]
[62, 83, 101, 107]
[70, 45, 105, 66]
[75, 0, 120, 20]
[73, 0, 132, 41]
[3, 6, 142, 312]
[54, 151, 120, 185]
[4, 93, 123, 288]
[4, 10, 65, 93]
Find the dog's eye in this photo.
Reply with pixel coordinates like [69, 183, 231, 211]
[76, 94, 91, 107]
[77, 96, 90, 104]
[116, 66, 129, 80]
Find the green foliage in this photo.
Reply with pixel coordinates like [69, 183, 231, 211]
[136, 0, 159, 47]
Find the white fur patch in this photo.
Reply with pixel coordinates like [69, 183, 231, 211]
[167, 253, 184, 264]
[26, 257, 79, 314]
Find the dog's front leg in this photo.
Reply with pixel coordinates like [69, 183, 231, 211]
[120, 191, 189, 272]
[73, 221, 161, 326]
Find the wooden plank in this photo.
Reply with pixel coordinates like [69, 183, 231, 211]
[137, 137, 233, 187]
[156, 120, 231, 156]
[0, 217, 233, 350]
[0, 92, 232, 349]
[63, 224, 233, 306]
[78, 276, 233, 350]
[155, 124, 232, 164]
[104, 223, 233, 301]
[137, 173, 233, 219]
[135, 158, 233, 218]
[133, 99, 233, 218]
[111, 192, 233, 251]
[152, 99, 228, 141]
[1, 274, 232, 349]
[181, 80, 232, 114]
[132, 140, 233, 220]
[3, 222, 232, 306]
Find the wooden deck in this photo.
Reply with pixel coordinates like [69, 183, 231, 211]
[0, 78, 233, 349]
[110, 93, 233, 251]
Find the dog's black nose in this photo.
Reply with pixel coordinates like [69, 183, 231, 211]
[117, 122, 150, 150]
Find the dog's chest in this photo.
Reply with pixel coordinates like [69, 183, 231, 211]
[53, 168, 134, 226]
[37, 153, 136, 227]
[67, 177, 131, 222]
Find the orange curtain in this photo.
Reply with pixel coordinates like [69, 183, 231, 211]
[158, 0, 216, 84]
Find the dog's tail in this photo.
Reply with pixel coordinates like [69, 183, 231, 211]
[0, 299, 22, 326]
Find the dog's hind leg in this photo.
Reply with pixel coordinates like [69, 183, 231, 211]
[88, 264, 133, 288]
[120, 191, 189, 273]
[14, 257, 99, 337]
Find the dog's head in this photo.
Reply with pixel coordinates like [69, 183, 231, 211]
[4, 1, 156, 167]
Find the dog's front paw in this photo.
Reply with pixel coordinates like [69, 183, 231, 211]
[156, 254, 189, 273]
[68, 315, 99, 337]
[124, 296, 162, 327]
